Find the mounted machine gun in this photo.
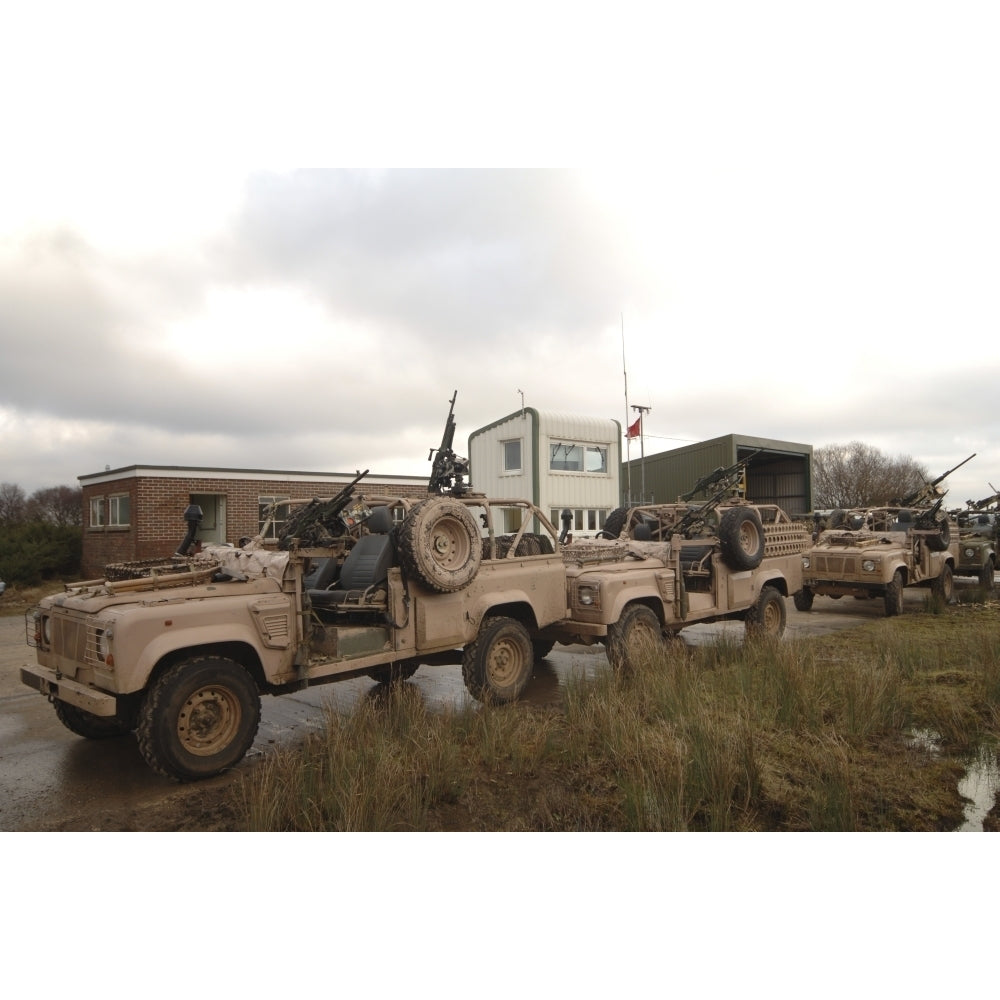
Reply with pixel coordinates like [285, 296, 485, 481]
[965, 484, 1000, 511]
[276, 469, 370, 549]
[428, 390, 473, 496]
[671, 450, 761, 538]
[894, 454, 975, 509]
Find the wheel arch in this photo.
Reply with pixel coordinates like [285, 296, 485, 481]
[477, 599, 543, 632]
[147, 640, 266, 693]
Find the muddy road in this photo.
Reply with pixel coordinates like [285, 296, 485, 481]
[0, 592, 922, 831]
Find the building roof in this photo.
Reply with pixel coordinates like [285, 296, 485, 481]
[78, 464, 428, 488]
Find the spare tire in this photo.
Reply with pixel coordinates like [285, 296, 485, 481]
[599, 507, 629, 539]
[925, 517, 951, 552]
[398, 497, 482, 592]
[718, 506, 765, 571]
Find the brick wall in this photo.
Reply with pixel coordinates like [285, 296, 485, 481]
[81, 474, 430, 578]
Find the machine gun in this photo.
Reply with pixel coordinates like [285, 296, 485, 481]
[277, 469, 369, 549]
[895, 454, 976, 508]
[427, 390, 472, 496]
[965, 484, 1000, 511]
[679, 449, 761, 502]
[671, 450, 761, 538]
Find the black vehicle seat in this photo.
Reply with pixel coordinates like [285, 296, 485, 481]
[309, 506, 395, 608]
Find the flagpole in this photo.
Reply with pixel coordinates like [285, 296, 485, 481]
[621, 313, 631, 504]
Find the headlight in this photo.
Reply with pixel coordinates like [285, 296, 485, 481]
[802, 556, 810, 570]
[862, 559, 876, 573]
[95, 628, 110, 660]
[964, 547, 976, 558]
[578, 585, 599, 607]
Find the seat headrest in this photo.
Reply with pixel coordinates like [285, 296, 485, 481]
[366, 505, 394, 534]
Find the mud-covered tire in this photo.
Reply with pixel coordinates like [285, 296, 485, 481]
[719, 507, 765, 571]
[884, 570, 904, 617]
[398, 497, 482, 593]
[925, 518, 951, 552]
[931, 563, 954, 603]
[53, 699, 133, 739]
[462, 616, 534, 703]
[979, 560, 995, 590]
[136, 657, 261, 781]
[606, 603, 664, 672]
[745, 585, 786, 639]
[600, 507, 629, 539]
[366, 660, 420, 684]
[793, 587, 814, 612]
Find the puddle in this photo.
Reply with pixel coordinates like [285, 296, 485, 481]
[907, 730, 998, 831]
[957, 745, 1000, 832]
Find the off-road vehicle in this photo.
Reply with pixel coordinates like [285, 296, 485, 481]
[952, 500, 998, 589]
[23, 488, 570, 781]
[798, 458, 973, 616]
[798, 505, 957, 615]
[542, 498, 809, 668]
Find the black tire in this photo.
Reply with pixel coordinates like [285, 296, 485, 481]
[931, 564, 954, 603]
[828, 509, 847, 529]
[366, 660, 420, 684]
[398, 497, 482, 593]
[925, 518, 951, 552]
[606, 603, 664, 672]
[884, 569, 904, 617]
[136, 657, 261, 781]
[979, 559, 995, 590]
[718, 507, 765, 571]
[532, 639, 555, 660]
[601, 507, 629, 539]
[793, 587, 814, 612]
[462, 616, 534, 703]
[745, 585, 786, 639]
[52, 699, 133, 739]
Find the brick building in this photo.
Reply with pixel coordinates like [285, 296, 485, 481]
[79, 465, 429, 579]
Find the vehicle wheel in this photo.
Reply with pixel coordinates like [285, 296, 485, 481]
[719, 507, 765, 571]
[828, 509, 847, 529]
[931, 564, 954, 603]
[606, 603, 664, 672]
[462, 616, 534, 703]
[745, 585, 786, 639]
[52, 699, 133, 739]
[136, 657, 261, 781]
[793, 587, 814, 612]
[532, 639, 555, 660]
[979, 559, 995, 590]
[884, 570, 904, 617]
[925, 518, 951, 552]
[601, 507, 629, 539]
[398, 497, 482, 593]
[366, 660, 420, 684]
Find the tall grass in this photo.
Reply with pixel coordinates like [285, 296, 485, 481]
[236, 604, 1000, 831]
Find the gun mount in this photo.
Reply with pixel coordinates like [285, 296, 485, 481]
[428, 390, 473, 496]
[276, 469, 370, 549]
[965, 484, 1000, 511]
[895, 454, 975, 508]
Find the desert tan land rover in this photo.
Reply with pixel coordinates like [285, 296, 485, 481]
[951, 497, 998, 589]
[541, 501, 809, 668]
[23, 491, 569, 781]
[797, 505, 958, 616]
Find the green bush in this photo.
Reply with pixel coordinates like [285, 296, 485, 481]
[0, 523, 82, 586]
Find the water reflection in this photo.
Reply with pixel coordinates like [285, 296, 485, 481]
[957, 745, 999, 832]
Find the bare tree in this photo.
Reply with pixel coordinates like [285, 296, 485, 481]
[0, 482, 27, 525]
[813, 442, 930, 509]
[27, 486, 84, 526]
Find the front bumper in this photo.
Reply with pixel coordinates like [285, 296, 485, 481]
[20, 664, 118, 717]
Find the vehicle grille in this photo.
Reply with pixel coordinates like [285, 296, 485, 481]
[814, 555, 858, 576]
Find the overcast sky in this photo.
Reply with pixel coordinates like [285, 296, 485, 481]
[2, 4, 998, 509]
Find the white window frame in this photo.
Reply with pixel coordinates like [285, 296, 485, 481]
[89, 496, 105, 527]
[502, 438, 523, 474]
[548, 441, 610, 475]
[108, 494, 131, 527]
[259, 495, 291, 540]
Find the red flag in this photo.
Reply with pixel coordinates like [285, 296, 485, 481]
[626, 417, 641, 439]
